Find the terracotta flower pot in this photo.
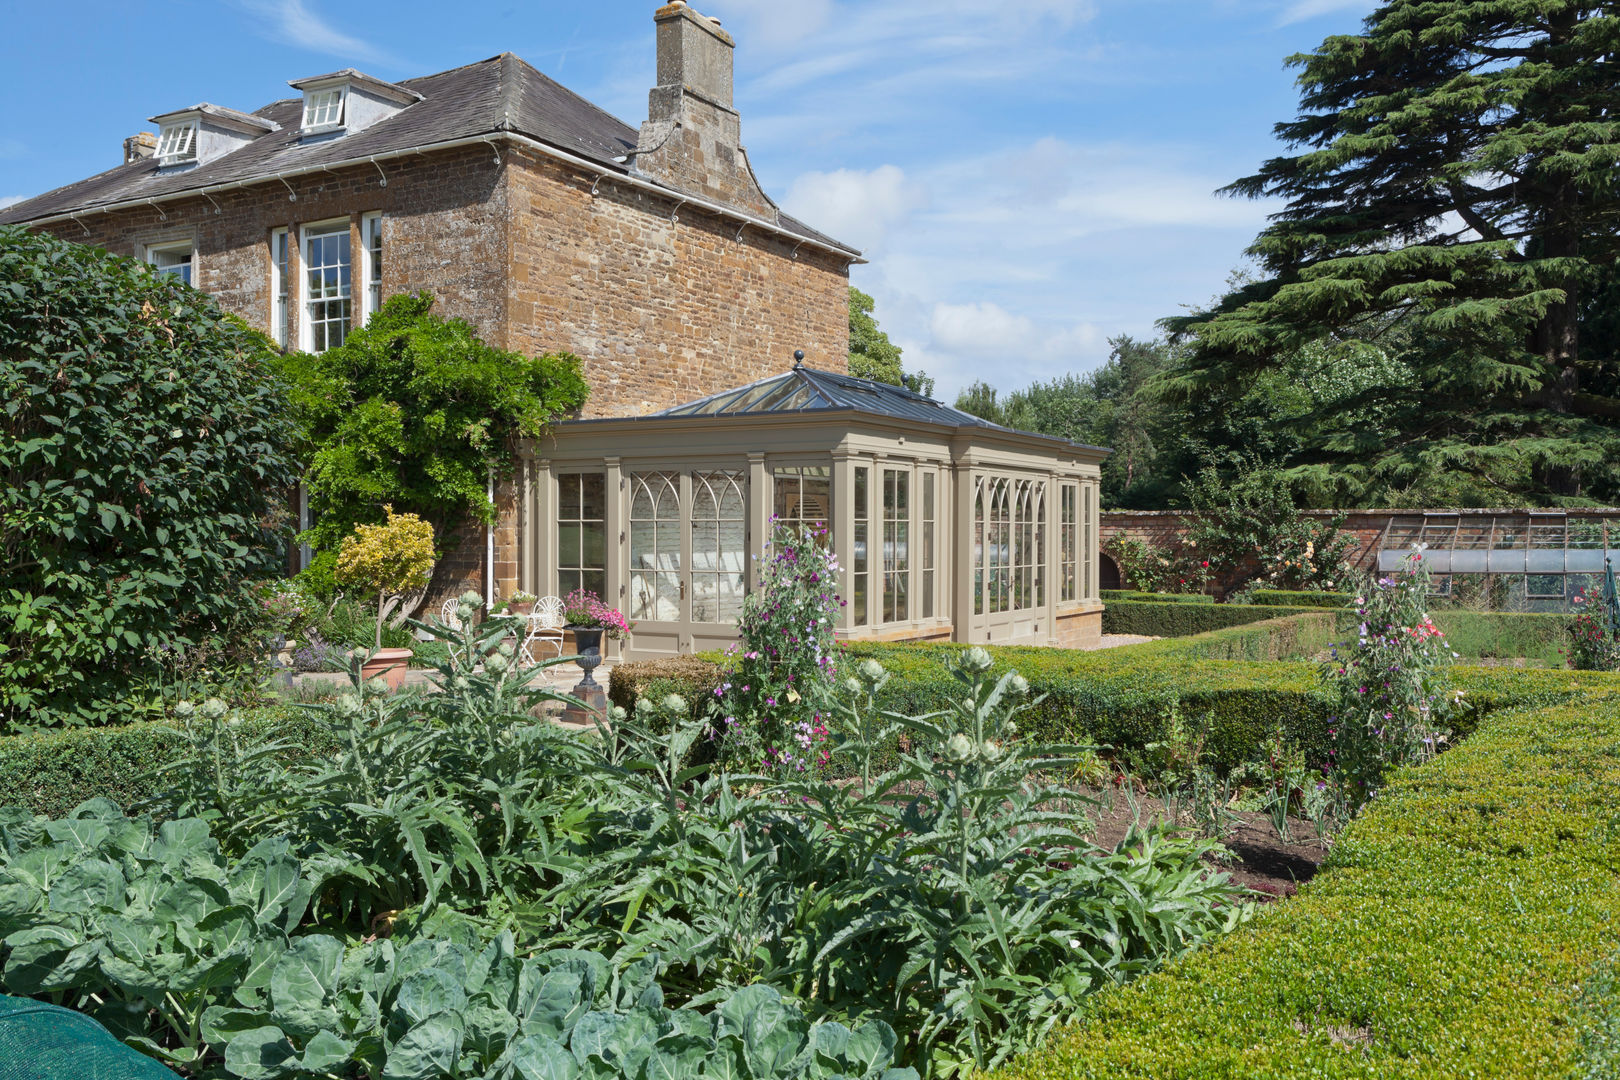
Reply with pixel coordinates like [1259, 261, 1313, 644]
[361, 647, 415, 691]
[510, 601, 535, 616]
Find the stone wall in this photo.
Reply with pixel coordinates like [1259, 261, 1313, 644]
[35, 146, 510, 351]
[503, 148, 850, 420]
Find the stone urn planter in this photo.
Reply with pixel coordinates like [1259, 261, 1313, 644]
[558, 626, 607, 723]
[360, 647, 415, 691]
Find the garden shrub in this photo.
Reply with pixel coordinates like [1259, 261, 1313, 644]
[998, 692, 1620, 1079]
[1102, 600, 1322, 638]
[0, 225, 300, 730]
[1249, 589, 1354, 608]
[1102, 535, 1212, 594]
[279, 292, 588, 596]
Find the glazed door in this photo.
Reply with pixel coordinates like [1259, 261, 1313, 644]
[625, 469, 748, 658]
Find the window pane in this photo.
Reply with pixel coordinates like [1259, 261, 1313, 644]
[559, 474, 582, 519]
[581, 522, 605, 569]
[580, 473, 606, 520]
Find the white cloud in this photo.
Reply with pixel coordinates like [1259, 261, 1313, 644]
[795, 136, 1280, 401]
[703, 0, 836, 48]
[782, 165, 928, 254]
[239, 0, 389, 63]
[0, 195, 26, 210]
[1277, 0, 1374, 26]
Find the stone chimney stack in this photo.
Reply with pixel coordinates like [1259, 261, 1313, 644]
[123, 131, 157, 165]
[635, 2, 775, 218]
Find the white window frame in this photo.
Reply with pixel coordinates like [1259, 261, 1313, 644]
[360, 212, 383, 324]
[146, 240, 195, 285]
[270, 228, 290, 348]
[299, 218, 353, 354]
[301, 85, 348, 135]
[154, 120, 198, 165]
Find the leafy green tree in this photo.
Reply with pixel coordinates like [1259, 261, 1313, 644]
[953, 380, 1004, 423]
[279, 292, 588, 594]
[849, 287, 933, 396]
[1165, 1, 1620, 506]
[0, 225, 300, 729]
[962, 336, 1186, 506]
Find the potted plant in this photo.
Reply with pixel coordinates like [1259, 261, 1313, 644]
[507, 590, 538, 616]
[333, 507, 436, 690]
[559, 589, 632, 712]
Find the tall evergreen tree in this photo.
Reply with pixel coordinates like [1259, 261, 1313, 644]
[1165, 2, 1620, 505]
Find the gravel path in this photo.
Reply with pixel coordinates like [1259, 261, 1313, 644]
[1082, 633, 1160, 650]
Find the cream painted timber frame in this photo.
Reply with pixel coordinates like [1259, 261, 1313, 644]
[519, 408, 1106, 660]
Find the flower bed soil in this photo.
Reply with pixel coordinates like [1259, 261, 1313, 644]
[1085, 786, 1328, 900]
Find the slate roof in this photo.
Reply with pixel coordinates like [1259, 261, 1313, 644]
[621, 367, 1107, 452]
[0, 54, 854, 254]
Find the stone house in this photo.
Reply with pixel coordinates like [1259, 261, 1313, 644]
[2, 3, 1107, 655]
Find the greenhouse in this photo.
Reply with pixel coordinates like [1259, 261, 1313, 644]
[516, 368, 1108, 660]
[1378, 511, 1620, 611]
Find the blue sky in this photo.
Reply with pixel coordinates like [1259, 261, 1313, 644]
[0, 0, 1376, 400]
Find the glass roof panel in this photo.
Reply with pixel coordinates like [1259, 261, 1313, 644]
[721, 377, 795, 414]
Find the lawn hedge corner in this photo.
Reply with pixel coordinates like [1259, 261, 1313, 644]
[995, 692, 1620, 1080]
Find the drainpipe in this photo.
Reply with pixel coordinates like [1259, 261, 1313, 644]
[486, 471, 496, 610]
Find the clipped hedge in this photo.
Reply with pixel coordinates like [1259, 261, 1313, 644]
[611, 635, 1620, 774]
[1249, 589, 1355, 608]
[1137, 612, 1340, 662]
[999, 692, 1620, 1079]
[607, 655, 727, 717]
[0, 706, 340, 818]
[1100, 590, 1215, 605]
[1102, 600, 1323, 638]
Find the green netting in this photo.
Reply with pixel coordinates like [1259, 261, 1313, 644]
[0, 995, 180, 1080]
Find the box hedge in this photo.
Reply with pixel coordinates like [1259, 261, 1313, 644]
[1102, 600, 1323, 638]
[998, 690, 1620, 1079]
[1249, 589, 1355, 608]
[0, 706, 341, 818]
[1100, 590, 1215, 605]
[610, 632, 1618, 774]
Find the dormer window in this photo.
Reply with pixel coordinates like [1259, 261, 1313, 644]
[301, 85, 347, 134]
[146, 104, 277, 168]
[154, 120, 198, 165]
[289, 70, 422, 140]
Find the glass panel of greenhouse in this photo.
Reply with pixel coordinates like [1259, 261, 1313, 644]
[1377, 513, 1620, 611]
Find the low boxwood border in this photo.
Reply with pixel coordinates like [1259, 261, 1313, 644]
[997, 690, 1620, 1079]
